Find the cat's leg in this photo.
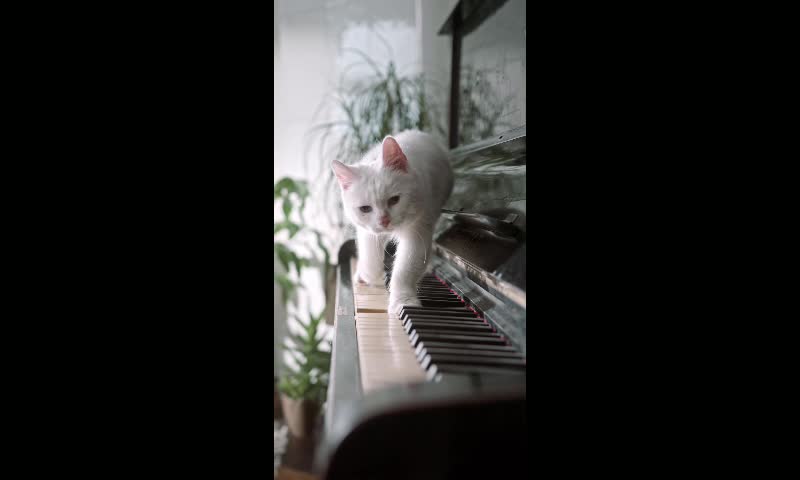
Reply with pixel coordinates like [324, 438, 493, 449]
[356, 229, 389, 286]
[388, 223, 433, 315]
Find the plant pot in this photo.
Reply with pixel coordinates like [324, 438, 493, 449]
[274, 380, 282, 420]
[279, 394, 321, 438]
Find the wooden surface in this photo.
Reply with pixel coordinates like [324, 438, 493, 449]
[277, 466, 318, 480]
[274, 385, 322, 479]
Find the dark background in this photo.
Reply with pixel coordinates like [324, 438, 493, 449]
[9, 2, 763, 476]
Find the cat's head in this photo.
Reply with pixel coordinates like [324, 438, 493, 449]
[331, 136, 419, 234]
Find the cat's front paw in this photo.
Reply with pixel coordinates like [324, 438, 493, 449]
[356, 268, 385, 287]
[388, 293, 421, 316]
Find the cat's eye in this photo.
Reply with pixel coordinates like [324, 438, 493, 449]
[388, 195, 400, 206]
[359, 206, 372, 213]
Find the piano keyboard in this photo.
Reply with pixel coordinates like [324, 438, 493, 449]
[352, 258, 427, 393]
[351, 258, 525, 394]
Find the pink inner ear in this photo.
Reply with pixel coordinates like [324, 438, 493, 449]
[382, 137, 408, 173]
[332, 161, 357, 190]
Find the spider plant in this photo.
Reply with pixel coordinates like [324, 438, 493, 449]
[304, 52, 515, 231]
[457, 65, 517, 145]
[304, 52, 448, 228]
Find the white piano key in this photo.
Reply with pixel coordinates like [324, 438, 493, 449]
[352, 269, 427, 393]
[342, 253, 527, 405]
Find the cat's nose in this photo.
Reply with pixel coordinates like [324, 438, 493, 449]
[380, 215, 391, 227]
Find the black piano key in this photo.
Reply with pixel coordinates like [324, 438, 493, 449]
[419, 299, 463, 308]
[406, 319, 493, 330]
[404, 321, 494, 334]
[427, 364, 526, 379]
[403, 308, 478, 317]
[416, 347, 525, 363]
[402, 313, 483, 322]
[403, 316, 484, 326]
[415, 341, 517, 356]
[402, 305, 467, 311]
[423, 354, 526, 369]
[400, 310, 471, 320]
[419, 347, 525, 360]
[401, 306, 475, 314]
[420, 354, 434, 369]
[409, 328, 500, 338]
[402, 317, 487, 327]
[400, 315, 487, 325]
[400, 307, 477, 318]
[416, 296, 460, 302]
[409, 332, 506, 347]
[401, 312, 481, 322]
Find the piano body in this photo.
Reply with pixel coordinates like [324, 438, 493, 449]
[316, 2, 526, 478]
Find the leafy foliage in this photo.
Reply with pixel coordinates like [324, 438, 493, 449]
[273, 177, 331, 308]
[305, 54, 448, 226]
[278, 310, 330, 401]
[457, 65, 516, 145]
[274, 176, 332, 402]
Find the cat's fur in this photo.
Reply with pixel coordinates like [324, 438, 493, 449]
[332, 130, 453, 314]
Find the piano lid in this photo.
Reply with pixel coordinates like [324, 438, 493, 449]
[435, 126, 526, 300]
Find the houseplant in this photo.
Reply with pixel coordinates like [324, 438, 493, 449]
[278, 310, 330, 438]
[304, 54, 448, 229]
[274, 176, 335, 322]
[304, 53, 514, 230]
[274, 176, 332, 437]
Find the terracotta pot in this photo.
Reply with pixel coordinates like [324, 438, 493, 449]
[279, 394, 321, 438]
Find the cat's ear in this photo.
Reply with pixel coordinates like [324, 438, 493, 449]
[331, 160, 358, 190]
[382, 136, 408, 173]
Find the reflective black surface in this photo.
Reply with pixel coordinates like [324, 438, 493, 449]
[440, 0, 526, 147]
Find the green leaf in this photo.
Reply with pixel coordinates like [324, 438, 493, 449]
[274, 243, 292, 273]
[282, 198, 292, 220]
[274, 274, 297, 305]
[274, 177, 296, 199]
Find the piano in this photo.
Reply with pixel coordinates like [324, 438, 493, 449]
[315, 134, 526, 480]
[316, 2, 526, 478]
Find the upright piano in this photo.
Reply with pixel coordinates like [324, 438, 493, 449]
[316, 1, 526, 478]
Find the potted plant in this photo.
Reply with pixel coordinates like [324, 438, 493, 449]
[274, 177, 332, 436]
[274, 177, 333, 322]
[304, 53, 514, 230]
[278, 310, 330, 438]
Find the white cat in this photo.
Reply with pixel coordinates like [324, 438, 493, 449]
[331, 130, 453, 315]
